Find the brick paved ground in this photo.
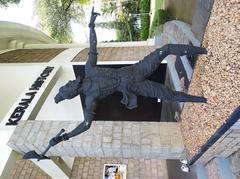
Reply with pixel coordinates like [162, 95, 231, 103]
[72, 46, 158, 62]
[9, 160, 51, 179]
[9, 157, 168, 179]
[70, 157, 168, 179]
[0, 49, 66, 63]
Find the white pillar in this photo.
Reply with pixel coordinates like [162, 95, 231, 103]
[31, 157, 71, 179]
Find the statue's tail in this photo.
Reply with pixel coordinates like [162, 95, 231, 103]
[132, 44, 207, 78]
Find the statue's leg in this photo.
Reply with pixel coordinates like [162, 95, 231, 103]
[130, 80, 207, 103]
[132, 44, 207, 78]
[132, 45, 168, 78]
[66, 115, 93, 139]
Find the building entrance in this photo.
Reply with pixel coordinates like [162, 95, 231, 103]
[73, 64, 170, 122]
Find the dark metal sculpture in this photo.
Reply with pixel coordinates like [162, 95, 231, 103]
[33, 8, 208, 153]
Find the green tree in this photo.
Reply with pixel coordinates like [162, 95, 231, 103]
[35, 0, 87, 43]
[101, 1, 116, 16]
[79, 0, 90, 5]
[96, 22, 116, 29]
[0, 0, 20, 7]
[100, 0, 141, 41]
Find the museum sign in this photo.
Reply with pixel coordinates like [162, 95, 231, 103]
[6, 66, 54, 126]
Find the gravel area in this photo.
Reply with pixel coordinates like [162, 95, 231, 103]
[180, 0, 240, 158]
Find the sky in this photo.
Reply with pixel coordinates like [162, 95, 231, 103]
[0, 0, 116, 43]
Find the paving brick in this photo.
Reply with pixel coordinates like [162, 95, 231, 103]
[71, 157, 169, 179]
[9, 160, 51, 179]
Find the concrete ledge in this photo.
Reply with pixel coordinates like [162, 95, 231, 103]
[8, 121, 185, 159]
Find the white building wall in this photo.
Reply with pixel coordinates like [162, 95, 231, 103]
[35, 64, 84, 122]
[0, 65, 44, 122]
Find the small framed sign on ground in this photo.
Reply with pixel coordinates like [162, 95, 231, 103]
[103, 164, 127, 179]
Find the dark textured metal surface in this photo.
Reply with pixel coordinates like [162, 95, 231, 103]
[73, 64, 167, 122]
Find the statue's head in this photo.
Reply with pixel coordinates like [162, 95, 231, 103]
[54, 76, 82, 104]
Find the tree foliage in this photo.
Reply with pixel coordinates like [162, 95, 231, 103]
[96, 22, 117, 30]
[79, 0, 90, 5]
[101, 1, 117, 16]
[35, 0, 87, 43]
[100, 0, 141, 41]
[0, 0, 20, 7]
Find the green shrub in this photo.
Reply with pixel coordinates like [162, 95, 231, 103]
[158, 9, 170, 24]
[140, 0, 150, 40]
[140, 0, 150, 13]
[140, 15, 150, 40]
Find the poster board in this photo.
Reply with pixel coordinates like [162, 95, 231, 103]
[103, 164, 127, 179]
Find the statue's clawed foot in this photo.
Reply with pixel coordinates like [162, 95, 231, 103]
[201, 97, 207, 103]
[164, 44, 207, 56]
[187, 46, 207, 55]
